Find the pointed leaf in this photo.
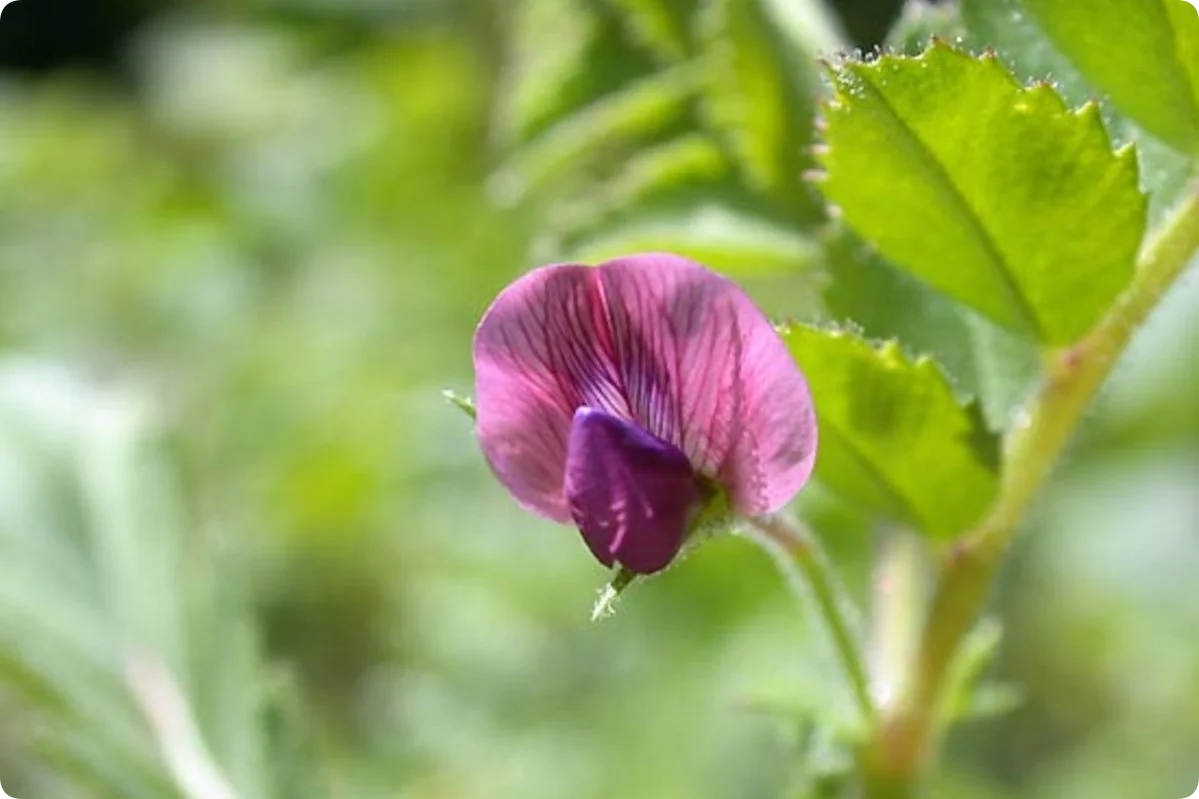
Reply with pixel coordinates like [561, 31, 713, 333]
[815, 44, 1147, 344]
[1021, 0, 1199, 155]
[780, 325, 1000, 538]
[608, 0, 697, 61]
[543, 132, 733, 243]
[494, 65, 701, 200]
[700, 0, 822, 213]
[497, 0, 659, 148]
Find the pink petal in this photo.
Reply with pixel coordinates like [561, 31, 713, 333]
[474, 265, 592, 522]
[597, 254, 817, 515]
[564, 407, 699, 574]
[473, 254, 817, 522]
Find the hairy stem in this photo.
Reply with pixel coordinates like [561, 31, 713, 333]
[743, 514, 875, 724]
[862, 187, 1199, 795]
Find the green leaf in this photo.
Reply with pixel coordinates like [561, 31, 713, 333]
[961, 0, 1093, 106]
[815, 43, 1147, 345]
[497, 0, 659, 148]
[699, 0, 822, 212]
[1021, 0, 1199, 155]
[493, 64, 702, 201]
[542, 132, 733, 242]
[962, 0, 1197, 226]
[822, 230, 1042, 430]
[608, 0, 697, 61]
[780, 324, 1000, 538]
[939, 618, 1023, 725]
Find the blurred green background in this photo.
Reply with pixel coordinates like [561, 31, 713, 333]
[0, 1, 1195, 798]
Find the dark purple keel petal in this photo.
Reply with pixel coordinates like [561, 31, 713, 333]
[564, 407, 699, 575]
[597, 254, 818, 516]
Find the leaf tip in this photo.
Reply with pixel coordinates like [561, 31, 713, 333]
[442, 389, 478, 421]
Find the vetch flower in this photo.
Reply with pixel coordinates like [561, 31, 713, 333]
[473, 253, 817, 575]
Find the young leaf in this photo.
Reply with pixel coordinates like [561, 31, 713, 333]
[608, 0, 697, 62]
[700, 0, 822, 213]
[815, 43, 1147, 345]
[542, 132, 733, 244]
[1021, 0, 1199, 155]
[494, 64, 701, 201]
[780, 325, 1000, 539]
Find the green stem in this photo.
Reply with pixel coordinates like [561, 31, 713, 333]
[862, 187, 1199, 795]
[744, 514, 875, 724]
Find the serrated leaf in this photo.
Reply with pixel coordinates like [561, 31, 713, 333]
[566, 196, 821, 274]
[961, 0, 1197, 226]
[780, 325, 1000, 538]
[815, 44, 1147, 345]
[822, 230, 1041, 430]
[608, 0, 697, 61]
[961, 0, 1093, 105]
[1021, 0, 1199, 155]
[700, 0, 822, 212]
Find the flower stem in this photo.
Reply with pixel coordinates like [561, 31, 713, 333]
[862, 186, 1199, 794]
[744, 514, 875, 724]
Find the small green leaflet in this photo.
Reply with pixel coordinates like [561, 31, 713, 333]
[781, 324, 1000, 539]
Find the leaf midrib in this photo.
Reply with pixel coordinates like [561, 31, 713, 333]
[849, 68, 1045, 338]
[817, 420, 935, 535]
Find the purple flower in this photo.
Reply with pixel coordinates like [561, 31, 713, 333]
[473, 253, 818, 575]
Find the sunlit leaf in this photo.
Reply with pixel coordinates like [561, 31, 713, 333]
[814, 43, 1147, 344]
[962, 0, 1198, 225]
[1021, 0, 1199, 155]
[780, 325, 1000, 538]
